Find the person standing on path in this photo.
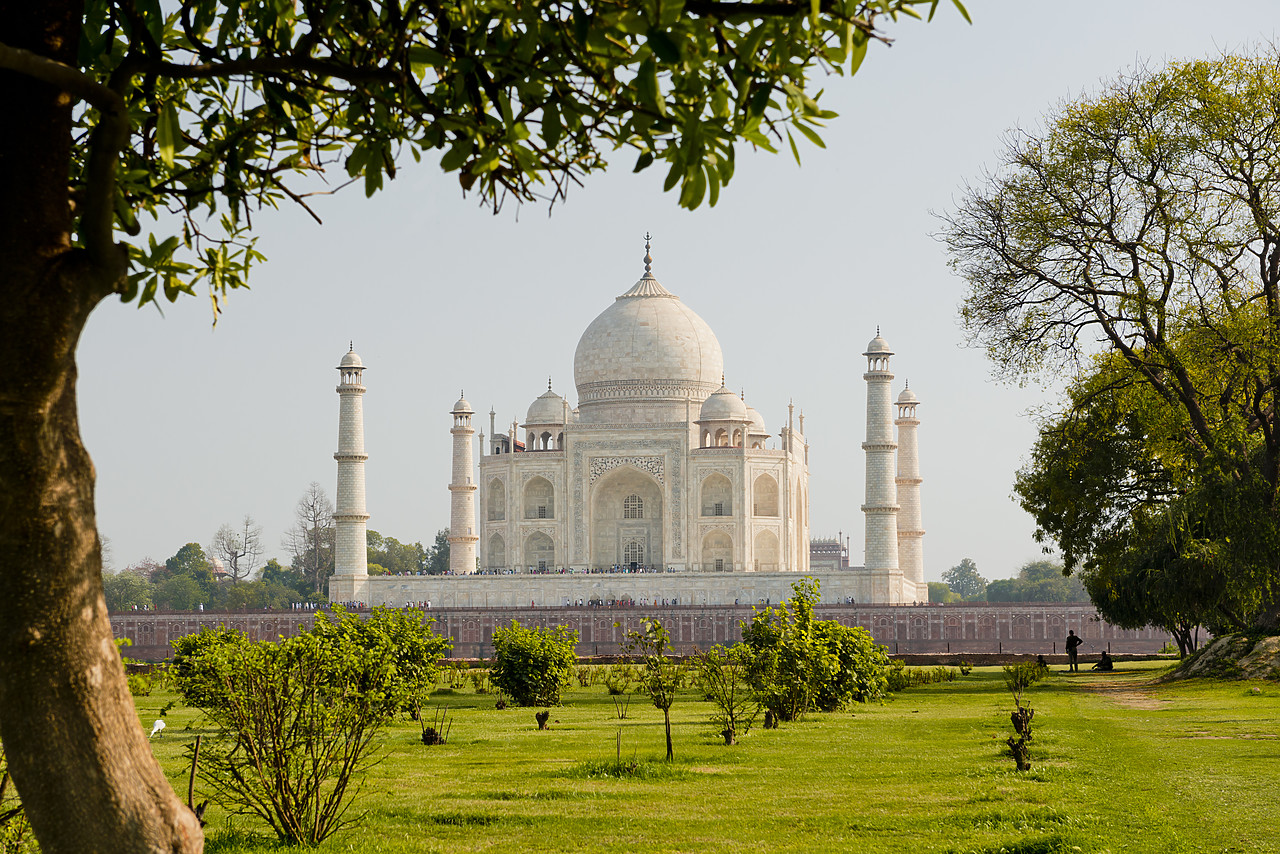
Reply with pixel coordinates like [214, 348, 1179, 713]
[1065, 630, 1083, 672]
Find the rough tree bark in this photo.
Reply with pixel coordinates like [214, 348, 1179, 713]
[0, 2, 204, 851]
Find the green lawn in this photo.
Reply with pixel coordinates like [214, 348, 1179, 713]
[135, 662, 1280, 853]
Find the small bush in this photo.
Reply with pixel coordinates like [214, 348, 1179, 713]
[489, 621, 578, 707]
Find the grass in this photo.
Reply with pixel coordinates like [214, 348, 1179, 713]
[132, 661, 1280, 853]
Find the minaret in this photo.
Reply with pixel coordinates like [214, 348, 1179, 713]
[332, 345, 369, 602]
[862, 331, 900, 599]
[449, 392, 478, 574]
[895, 384, 925, 596]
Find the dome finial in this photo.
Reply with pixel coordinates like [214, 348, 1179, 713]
[721, 372, 725, 387]
[548, 376, 553, 391]
[349, 340, 354, 352]
[643, 232, 653, 276]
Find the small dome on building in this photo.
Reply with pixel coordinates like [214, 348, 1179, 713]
[699, 384, 747, 422]
[897, 387, 919, 404]
[864, 333, 892, 356]
[339, 346, 363, 368]
[526, 386, 566, 424]
[452, 393, 473, 413]
[745, 405, 767, 434]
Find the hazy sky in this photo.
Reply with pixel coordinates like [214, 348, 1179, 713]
[80, 1, 1279, 582]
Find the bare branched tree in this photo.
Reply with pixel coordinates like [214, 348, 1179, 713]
[210, 515, 264, 584]
[284, 484, 334, 595]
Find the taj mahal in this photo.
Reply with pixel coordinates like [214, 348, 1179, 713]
[328, 240, 927, 608]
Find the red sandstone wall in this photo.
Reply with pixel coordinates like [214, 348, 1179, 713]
[110, 603, 1171, 661]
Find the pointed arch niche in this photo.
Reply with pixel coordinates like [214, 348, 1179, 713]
[524, 531, 554, 571]
[487, 479, 506, 521]
[754, 530, 780, 572]
[753, 474, 779, 517]
[701, 530, 733, 572]
[488, 534, 506, 569]
[523, 476, 554, 519]
[701, 473, 733, 517]
[590, 465, 663, 569]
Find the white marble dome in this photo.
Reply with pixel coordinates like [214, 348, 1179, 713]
[698, 384, 747, 421]
[574, 269, 724, 421]
[745, 405, 766, 434]
[526, 386, 565, 424]
[864, 333, 892, 355]
[897, 387, 918, 404]
[452, 394, 473, 413]
[339, 347, 363, 368]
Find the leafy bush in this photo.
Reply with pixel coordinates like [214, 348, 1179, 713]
[741, 578, 890, 720]
[172, 607, 450, 845]
[489, 621, 578, 706]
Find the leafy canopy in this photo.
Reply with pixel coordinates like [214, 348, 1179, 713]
[944, 48, 1280, 631]
[489, 619, 578, 706]
[62, 0, 967, 318]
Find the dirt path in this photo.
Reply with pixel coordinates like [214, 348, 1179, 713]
[1069, 671, 1168, 710]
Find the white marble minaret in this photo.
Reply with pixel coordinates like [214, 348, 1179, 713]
[448, 393, 478, 574]
[331, 345, 369, 602]
[862, 331, 902, 601]
[895, 384, 925, 595]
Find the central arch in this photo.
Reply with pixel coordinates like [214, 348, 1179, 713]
[590, 465, 664, 569]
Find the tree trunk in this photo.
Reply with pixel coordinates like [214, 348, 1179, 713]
[0, 2, 204, 850]
[663, 708, 673, 761]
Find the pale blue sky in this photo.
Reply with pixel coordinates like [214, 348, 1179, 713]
[79, 1, 1280, 581]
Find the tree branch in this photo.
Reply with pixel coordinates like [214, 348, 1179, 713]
[0, 41, 123, 114]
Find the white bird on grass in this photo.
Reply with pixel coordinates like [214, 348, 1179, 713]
[149, 719, 165, 739]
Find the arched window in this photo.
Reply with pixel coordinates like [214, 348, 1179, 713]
[623, 494, 643, 519]
[715, 428, 728, 447]
[488, 534, 506, 569]
[623, 541, 644, 566]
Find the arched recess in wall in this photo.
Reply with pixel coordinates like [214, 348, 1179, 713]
[701, 473, 732, 516]
[488, 534, 506, 569]
[487, 479, 506, 521]
[525, 531, 554, 570]
[589, 465, 663, 569]
[753, 474, 779, 517]
[714, 427, 728, 447]
[523, 476, 554, 519]
[702, 530, 733, 572]
[754, 530, 780, 572]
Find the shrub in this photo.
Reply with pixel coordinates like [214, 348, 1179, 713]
[172, 607, 450, 845]
[489, 621, 578, 706]
[741, 578, 890, 720]
[696, 644, 760, 744]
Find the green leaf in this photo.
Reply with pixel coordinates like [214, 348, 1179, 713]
[636, 58, 666, 117]
[633, 151, 655, 173]
[952, 0, 973, 24]
[646, 28, 681, 64]
[156, 101, 179, 169]
[848, 29, 869, 74]
[795, 121, 826, 149]
[786, 129, 801, 165]
[543, 102, 562, 148]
